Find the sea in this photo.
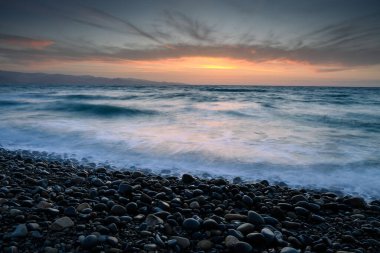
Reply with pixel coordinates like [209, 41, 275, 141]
[0, 84, 379, 199]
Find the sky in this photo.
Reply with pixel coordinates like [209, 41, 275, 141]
[0, 0, 380, 86]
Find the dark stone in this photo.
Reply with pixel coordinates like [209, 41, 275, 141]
[126, 202, 138, 214]
[11, 224, 28, 237]
[94, 203, 108, 211]
[237, 223, 255, 234]
[64, 206, 77, 217]
[182, 174, 195, 184]
[295, 206, 310, 216]
[233, 241, 253, 253]
[310, 214, 325, 223]
[246, 233, 266, 247]
[291, 195, 308, 203]
[343, 197, 367, 208]
[82, 235, 98, 249]
[261, 227, 275, 244]
[247, 210, 264, 225]
[118, 183, 133, 195]
[203, 219, 218, 230]
[183, 218, 200, 230]
[242, 195, 253, 206]
[111, 205, 126, 216]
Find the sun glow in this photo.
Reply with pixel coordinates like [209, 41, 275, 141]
[21, 55, 378, 85]
[200, 64, 236, 70]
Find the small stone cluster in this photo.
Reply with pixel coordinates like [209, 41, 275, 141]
[0, 148, 379, 252]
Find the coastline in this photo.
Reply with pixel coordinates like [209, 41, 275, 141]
[0, 148, 379, 253]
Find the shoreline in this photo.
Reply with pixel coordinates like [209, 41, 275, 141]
[0, 148, 379, 252]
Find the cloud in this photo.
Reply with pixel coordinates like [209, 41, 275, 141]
[71, 5, 163, 44]
[303, 13, 380, 51]
[316, 67, 352, 73]
[162, 10, 215, 42]
[0, 33, 54, 49]
[2, 41, 379, 69]
[1, 3, 379, 69]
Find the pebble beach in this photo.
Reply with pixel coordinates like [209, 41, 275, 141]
[0, 148, 379, 253]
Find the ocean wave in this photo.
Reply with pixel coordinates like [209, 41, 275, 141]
[45, 102, 157, 117]
[202, 87, 268, 93]
[58, 94, 115, 100]
[0, 100, 29, 106]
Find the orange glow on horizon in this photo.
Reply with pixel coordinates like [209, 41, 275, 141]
[12, 56, 380, 85]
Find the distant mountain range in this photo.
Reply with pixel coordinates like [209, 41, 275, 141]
[0, 70, 180, 85]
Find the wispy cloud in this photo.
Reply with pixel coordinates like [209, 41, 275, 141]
[162, 10, 215, 42]
[71, 5, 163, 44]
[0, 33, 54, 49]
[1, 1, 380, 70]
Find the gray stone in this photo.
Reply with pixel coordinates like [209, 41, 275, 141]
[197, 240, 213, 250]
[51, 216, 74, 231]
[171, 236, 190, 248]
[261, 227, 275, 244]
[237, 223, 255, 234]
[225, 235, 239, 248]
[145, 214, 164, 228]
[144, 244, 157, 251]
[76, 203, 91, 212]
[247, 210, 264, 225]
[11, 224, 28, 237]
[280, 247, 300, 253]
[44, 247, 58, 253]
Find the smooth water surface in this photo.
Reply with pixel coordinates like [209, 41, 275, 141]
[1, 84, 379, 198]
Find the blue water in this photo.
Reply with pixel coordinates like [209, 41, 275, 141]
[0, 84, 379, 199]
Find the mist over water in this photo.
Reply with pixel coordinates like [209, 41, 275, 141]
[0, 84, 379, 199]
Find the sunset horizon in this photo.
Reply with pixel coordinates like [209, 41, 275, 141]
[1, 0, 380, 86]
